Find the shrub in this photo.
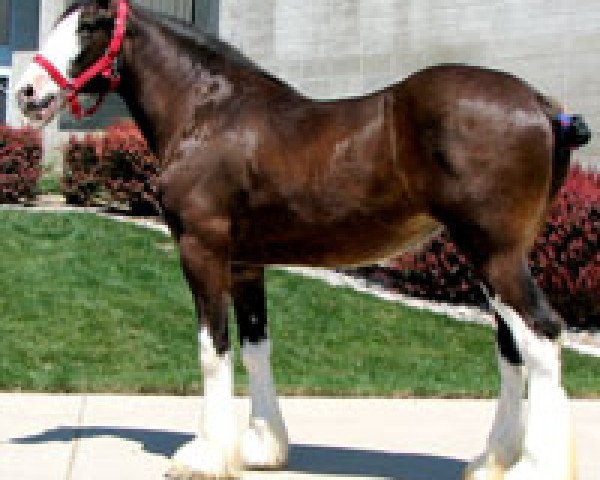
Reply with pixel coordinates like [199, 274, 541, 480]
[530, 167, 599, 329]
[0, 126, 42, 203]
[62, 121, 162, 215]
[349, 167, 600, 330]
[62, 134, 102, 206]
[99, 121, 162, 216]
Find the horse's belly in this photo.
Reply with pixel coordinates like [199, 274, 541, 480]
[329, 213, 443, 266]
[234, 213, 442, 267]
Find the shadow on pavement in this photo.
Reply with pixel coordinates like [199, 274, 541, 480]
[10, 426, 193, 457]
[11, 427, 465, 479]
[288, 444, 464, 479]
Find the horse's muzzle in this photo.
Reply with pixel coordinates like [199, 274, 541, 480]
[16, 85, 61, 126]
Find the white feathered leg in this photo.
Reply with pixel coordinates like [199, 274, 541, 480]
[240, 339, 289, 470]
[168, 326, 241, 479]
[464, 354, 526, 480]
[492, 300, 576, 480]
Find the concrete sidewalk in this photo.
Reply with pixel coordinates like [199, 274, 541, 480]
[0, 395, 598, 480]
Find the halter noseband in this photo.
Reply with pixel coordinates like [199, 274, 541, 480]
[33, 0, 128, 120]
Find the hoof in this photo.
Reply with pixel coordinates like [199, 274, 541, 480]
[463, 454, 504, 480]
[165, 464, 238, 480]
[502, 433, 577, 480]
[241, 418, 288, 470]
[167, 436, 241, 480]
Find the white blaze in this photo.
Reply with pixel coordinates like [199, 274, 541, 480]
[16, 10, 83, 100]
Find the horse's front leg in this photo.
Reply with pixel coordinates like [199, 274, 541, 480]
[168, 234, 241, 480]
[232, 265, 289, 470]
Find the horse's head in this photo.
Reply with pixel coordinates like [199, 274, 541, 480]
[16, 0, 124, 126]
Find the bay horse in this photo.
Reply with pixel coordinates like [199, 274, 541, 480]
[16, 1, 591, 479]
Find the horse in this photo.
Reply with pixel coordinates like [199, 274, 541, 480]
[16, 1, 591, 479]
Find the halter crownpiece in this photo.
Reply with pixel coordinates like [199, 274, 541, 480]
[33, 0, 129, 120]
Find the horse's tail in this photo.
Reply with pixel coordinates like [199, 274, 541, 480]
[537, 94, 592, 198]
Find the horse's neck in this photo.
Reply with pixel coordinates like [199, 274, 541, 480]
[117, 8, 241, 158]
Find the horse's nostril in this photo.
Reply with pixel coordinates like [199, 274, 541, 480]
[39, 94, 56, 110]
[22, 85, 35, 98]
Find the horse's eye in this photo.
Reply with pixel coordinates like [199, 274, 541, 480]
[78, 23, 95, 33]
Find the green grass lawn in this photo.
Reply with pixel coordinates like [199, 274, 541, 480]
[0, 211, 598, 397]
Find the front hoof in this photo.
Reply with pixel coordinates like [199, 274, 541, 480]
[463, 454, 504, 480]
[241, 419, 288, 470]
[167, 436, 241, 479]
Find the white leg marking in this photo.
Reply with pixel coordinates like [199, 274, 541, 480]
[465, 355, 526, 480]
[493, 300, 575, 480]
[240, 339, 288, 470]
[17, 10, 83, 100]
[169, 326, 241, 479]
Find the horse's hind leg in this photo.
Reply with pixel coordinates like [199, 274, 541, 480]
[463, 249, 574, 480]
[168, 234, 241, 479]
[232, 265, 289, 470]
[465, 351, 526, 480]
[490, 298, 575, 480]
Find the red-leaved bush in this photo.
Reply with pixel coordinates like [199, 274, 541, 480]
[530, 167, 599, 328]
[350, 167, 600, 329]
[0, 126, 42, 203]
[63, 121, 162, 215]
[99, 121, 161, 216]
[63, 134, 102, 206]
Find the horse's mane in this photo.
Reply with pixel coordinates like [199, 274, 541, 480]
[137, 6, 300, 95]
[55, 2, 301, 96]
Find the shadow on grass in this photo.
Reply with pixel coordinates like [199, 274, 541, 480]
[11, 427, 465, 479]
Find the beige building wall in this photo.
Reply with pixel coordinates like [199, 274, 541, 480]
[219, 0, 599, 169]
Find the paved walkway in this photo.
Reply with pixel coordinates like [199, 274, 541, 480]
[1, 395, 598, 479]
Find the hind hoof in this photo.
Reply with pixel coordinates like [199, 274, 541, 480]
[463, 455, 504, 480]
[241, 418, 288, 470]
[167, 435, 241, 480]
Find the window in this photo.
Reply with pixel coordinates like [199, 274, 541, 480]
[0, 77, 8, 124]
[0, 0, 10, 45]
[134, 0, 193, 22]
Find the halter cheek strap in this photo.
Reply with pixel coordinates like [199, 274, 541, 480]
[33, 0, 128, 120]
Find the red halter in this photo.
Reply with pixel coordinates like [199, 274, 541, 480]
[33, 0, 129, 120]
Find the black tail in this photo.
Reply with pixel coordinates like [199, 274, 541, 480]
[552, 113, 592, 151]
[536, 93, 592, 197]
[548, 113, 592, 198]
[536, 91, 590, 197]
